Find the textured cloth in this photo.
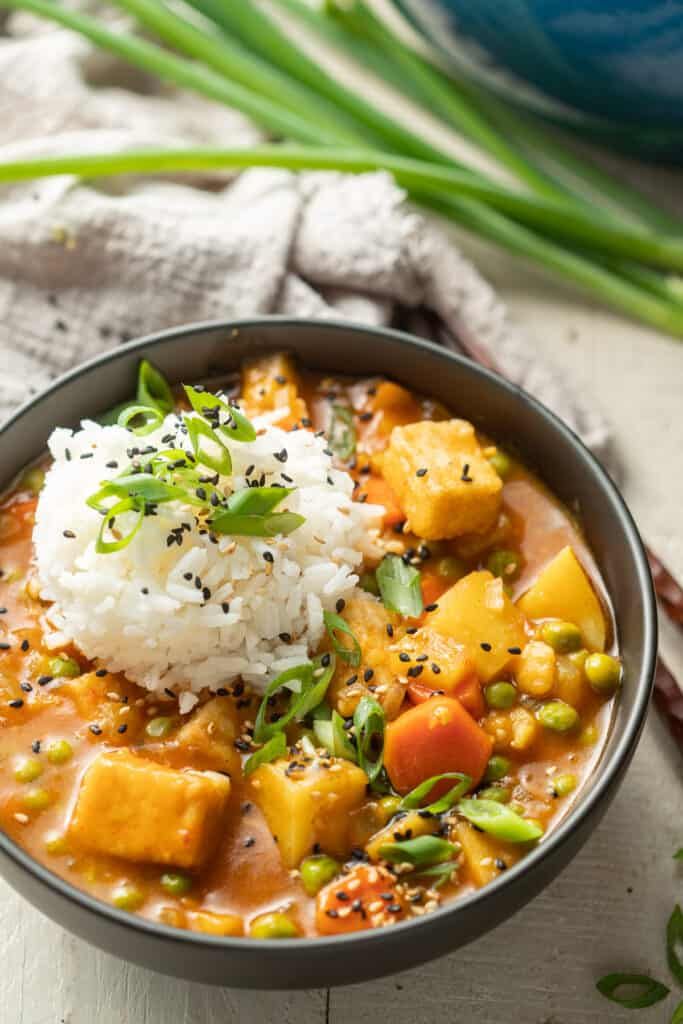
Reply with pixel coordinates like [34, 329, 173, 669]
[0, 23, 612, 469]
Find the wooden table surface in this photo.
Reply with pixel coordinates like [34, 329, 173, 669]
[2, 6, 683, 1022]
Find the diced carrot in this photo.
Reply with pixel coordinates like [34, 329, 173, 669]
[420, 572, 451, 610]
[361, 476, 404, 526]
[407, 681, 439, 706]
[316, 863, 407, 935]
[384, 697, 492, 795]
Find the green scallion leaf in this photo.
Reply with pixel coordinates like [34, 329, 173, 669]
[378, 834, 457, 868]
[457, 798, 544, 843]
[222, 486, 294, 516]
[244, 732, 286, 776]
[95, 497, 144, 554]
[674, 848, 683, 861]
[667, 904, 683, 986]
[184, 414, 232, 475]
[184, 385, 256, 442]
[137, 359, 174, 415]
[312, 705, 358, 762]
[210, 484, 304, 538]
[595, 973, 669, 1009]
[323, 610, 361, 667]
[253, 655, 336, 743]
[376, 554, 423, 617]
[328, 404, 356, 460]
[410, 861, 458, 888]
[671, 1000, 683, 1024]
[117, 403, 164, 436]
[353, 695, 385, 784]
[400, 772, 472, 815]
[87, 474, 199, 511]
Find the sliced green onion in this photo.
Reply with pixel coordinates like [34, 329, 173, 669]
[117, 404, 165, 436]
[95, 498, 145, 554]
[184, 414, 232, 475]
[410, 861, 458, 889]
[87, 474, 199, 512]
[457, 799, 544, 843]
[221, 403, 257, 443]
[209, 485, 305, 537]
[399, 772, 472, 814]
[253, 655, 335, 743]
[353, 695, 385, 784]
[323, 610, 361, 667]
[667, 904, 683, 986]
[221, 486, 293, 516]
[244, 732, 287, 776]
[595, 973, 669, 1009]
[376, 554, 423, 617]
[675, 848, 683, 861]
[672, 1000, 683, 1024]
[378, 834, 457, 868]
[312, 705, 358, 762]
[328, 404, 356, 459]
[184, 385, 256, 442]
[137, 359, 174, 414]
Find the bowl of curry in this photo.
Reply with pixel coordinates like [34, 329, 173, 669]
[0, 318, 656, 987]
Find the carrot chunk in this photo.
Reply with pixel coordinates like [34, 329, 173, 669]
[316, 863, 406, 935]
[361, 476, 404, 526]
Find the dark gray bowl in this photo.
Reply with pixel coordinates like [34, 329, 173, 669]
[0, 318, 656, 988]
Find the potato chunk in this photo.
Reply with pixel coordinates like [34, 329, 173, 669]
[455, 822, 518, 886]
[175, 696, 241, 775]
[240, 352, 308, 429]
[390, 627, 476, 694]
[248, 756, 368, 869]
[327, 593, 402, 718]
[429, 571, 527, 682]
[380, 420, 502, 540]
[518, 546, 606, 651]
[69, 750, 230, 868]
[366, 809, 439, 862]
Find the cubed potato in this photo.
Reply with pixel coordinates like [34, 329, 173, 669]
[366, 809, 440, 862]
[515, 641, 557, 697]
[175, 696, 241, 775]
[518, 546, 607, 652]
[60, 672, 145, 744]
[429, 571, 527, 682]
[482, 706, 539, 753]
[248, 756, 368, 869]
[240, 352, 308, 429]
[186, 909, 244, 936]
[327, 593, 402, 718]
[69, 749, 230, 868]
[390, 627, 477, 695]
[455, 822, 518, 886]
[379, 420, 502, 540]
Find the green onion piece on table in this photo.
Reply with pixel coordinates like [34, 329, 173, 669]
[675, 849, 683, 861]
[667, 904, 683, 986]
[672, 1000, 683, 1024]
[376, 554, 423, 617]
[595, 973, 670, 1009]
[457, 798, 544, 842]
[322, 610, 361, 667]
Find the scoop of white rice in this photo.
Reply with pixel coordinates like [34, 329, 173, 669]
[33, 406, 383, 702]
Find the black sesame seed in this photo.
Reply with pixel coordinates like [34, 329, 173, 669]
[194, 576, 202, 590]
[202, 587, 211, 601]
[117, 723, 128, 734]
[89, 724, 102, 735]
[65, 448, 72, 461]
[345, 675, 358, 687]
[274, 375, 287, 385]
[416, 467, 428, 478]
[325, 909, 339, 919]
[359, 411, 373, 422]
[461, 463, 473, 483]
[387, 904, 402, 914]
[79, 452, 93, 460]
[222, 603, 231, 614]
[32, 740, 41, 753]
[495, 858, 507, 871]
[398, 653, 411, 663]
[386, 624, 394, 638]
[141, 587, 149, 596]
[407, 665, 424, 678]
[480, 642, 492, 652]
[279, 632, 292, 643]
[20, 639, 29, 652]
[406, 627, 418, 635]
[234, 738, 251, 752]
[321, 652, 331, 668]
[507, 646, 522, 655]
[336, 891, 350, 902]
[431, 664, 441, 675]
[37, 675, 53, 686]
[425, 603, 439, 612]
[62, 530, 76, 539]
[335, 598, 346, 613]
[263, 551, 274, 564]
[9, 698, 23, 708]
[273, 449, 288, 463]
[244, 836, 256, 848]
[0, 642, 11, 651]
[363, 668, 374, 682]
[415, 654, 428, 662]
[20, 682, 32, 693]
[0, 608, 6, 615]
[105, 461, 119, 469]
[183, 572, 193, 581]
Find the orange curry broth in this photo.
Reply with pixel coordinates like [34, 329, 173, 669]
[0, 363, 617, 938]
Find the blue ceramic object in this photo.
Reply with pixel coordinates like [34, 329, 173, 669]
[392, 0, 683, 161]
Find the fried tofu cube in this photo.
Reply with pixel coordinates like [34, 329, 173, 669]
[429, 571, 527, 682]
[380, 420, 502, 540]
[175, 696, 241, 775]
[69, 749, 230, 868]
[60, 671, 145, 744]
[248, 756, 368, 869]
[240, 352, 308, 429]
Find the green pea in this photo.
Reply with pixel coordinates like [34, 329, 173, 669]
[436, 555, 466, 580]
[20, 467, 45, 494]
[160, 872, 192, 897]
[584, 653, 622, 696]
[49, 656, 81, 678]
[485, 681, 517, 710]
[541, 620, 583, 653]
[359, 572, 379, 596]
[378, 795, 402, 822]
[537, 700, 580, 733]
[112, 884, 145, 912]
[477, 786, 511, 803]
[249, 911, 299, 939]
[488, 450, 512, 480]
[579, 723, 599, 746]
[22, 786, 52, 812]
[552, 773, 578, 798]
[299, 854, 340, 896]
[14, 757, 43, 783]
[484, 755, 511, 782]
[46, 740, 73, 765]
[486, 549, 522, 582]
[44, 832, 69, 856]
[145, 716, 174, 739]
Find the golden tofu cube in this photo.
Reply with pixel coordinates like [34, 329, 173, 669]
[390, 627, 475, 693]
[380, 420, 502, 540]
[429, 571, 527, 682]
[60, 672, 145, 744]
[248, 756, 368, 869]
[175, 696, 241, 775]
[69, 749, 230, 868]
[241, 352, 308, 429]
[518, 546, 607, 652]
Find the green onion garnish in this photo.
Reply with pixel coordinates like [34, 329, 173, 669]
[137, 359, 174, 414]
[376, 554, 423, 617]
[95, 497, 145, 554]
[117, 403, 165, 436]
[353, 695, 385, 784]
[184, 414, 233, 475]
[457, 799, 544, 843]
[675, 849, 683, 861]
[210, 485, 304, 538]
[667, 904, 683, 986]
[184, 385, 256, 442]
[312, 705, 358, 762]
[378, 834, 457, 868]
[400, 772, 472, 815]
[595, 974, 670, 1009]
[87, 474, 200, 511]
[253, 654, 336, 743]
[672, 1000, 683, 1024]
[323, 610, 361, 667]
[409, 861, 457, 889]
[244, 732, 286, 776]
[328, 404, 356, 460]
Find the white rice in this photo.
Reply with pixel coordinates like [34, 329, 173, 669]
[33, 406, 383, 702]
